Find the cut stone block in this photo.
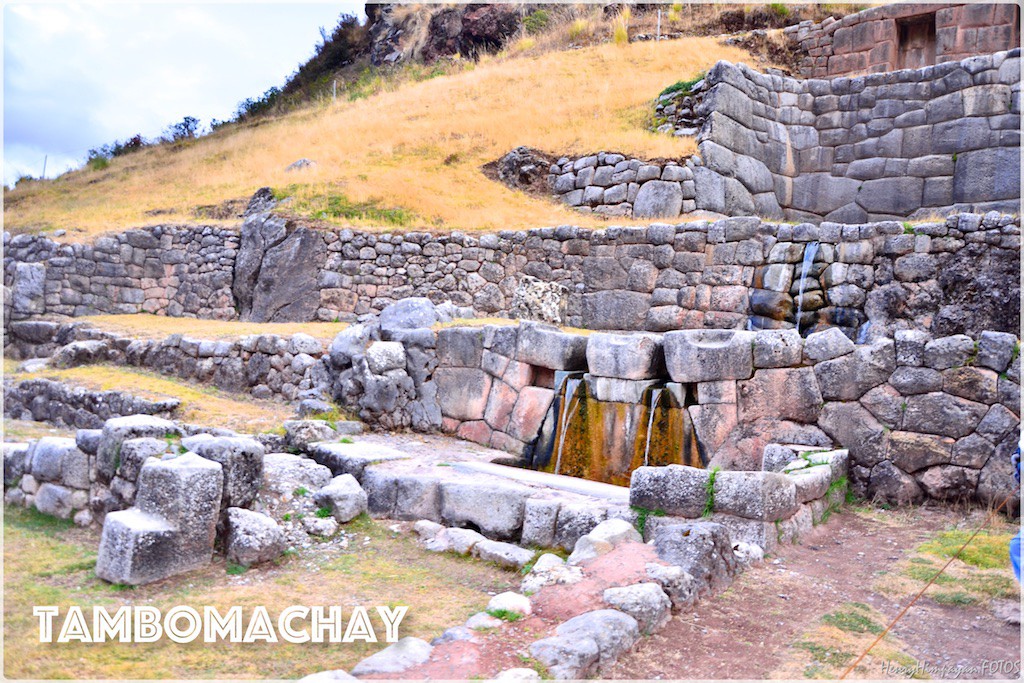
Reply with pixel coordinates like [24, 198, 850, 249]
[663, 330, 755, 383]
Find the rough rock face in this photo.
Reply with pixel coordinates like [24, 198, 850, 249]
[225, 507, 286, 566]
[367, 3, 520, 65]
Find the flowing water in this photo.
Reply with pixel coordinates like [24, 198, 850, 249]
[532, 376, 704, 486]
[794, 240, 821, 330]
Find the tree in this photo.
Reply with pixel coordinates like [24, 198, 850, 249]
[165, 116, 201, 142]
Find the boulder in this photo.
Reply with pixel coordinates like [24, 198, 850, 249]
[567, 519, 642, 565]
[487, 591, 532, 617]
[552, 503, 607, 551]
[473, 540, 536, 570]
[329, 324, 374, 367]
[261, 453, 333, 495]
[977, 331, 1018, 373]
[602, 583, 672, 634]
[302, 516, 340, 537]
[424, 527, 486, 554]
[663, 330, 755, 383]
[379, 298, 443, 336]
[645, 563, 698, 611]
[350, 637, 433, 676]
[225, 508, 286, 566]
[283, 420, 337, 451]
[652, 522, 738, 599]
[868, 460, 924, 506]
[313, 474, 368, 523]
[3, 443, 28, 487]
[888, 431, 953, 472]
[29, 437, 89, 489]
[531, 610, 640, 678]
[585, 333, 664, 379]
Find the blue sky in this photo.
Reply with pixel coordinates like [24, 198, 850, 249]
[4, 2, 363, 185]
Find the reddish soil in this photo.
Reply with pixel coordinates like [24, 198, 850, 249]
[605, 507, 1021, 680]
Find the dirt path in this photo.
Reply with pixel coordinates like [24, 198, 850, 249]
[607, 506, 1021, 680]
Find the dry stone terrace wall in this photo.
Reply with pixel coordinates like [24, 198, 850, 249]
[4, 211, 1019, 338]
[3, 225, 237, 325]
[696, 51, 1021, 222]
[786, 3, 1020, 79]
[3, 320, 332, 403]
[4, 378, 179, 429]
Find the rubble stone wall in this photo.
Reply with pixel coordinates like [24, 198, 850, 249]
[4, 377, 179, 429]
[3, 225, 237, 325]
[5, 212, 1019, 337]
[785, 3, 1020, 78]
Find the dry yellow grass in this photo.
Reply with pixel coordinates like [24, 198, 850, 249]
[8, 363, 293, 432]
[80, 313, 348, 342]
[5, 37, 750, 240]
[3, 509, 516, 679]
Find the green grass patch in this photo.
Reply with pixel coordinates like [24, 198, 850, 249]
[659, 72, 705, 98]
[631, 505, 665, 537]
[795, 641, 853, 667]
[822, 603, 884, 634]
[903, 564, 956, 584]
[486, 608, 524, 622]
[931, 591, 978, 607]
[293, 486, 309, 497]
[226, 562, 249, 575]
[918, 529, 1011, 569]
[702, 466, 720, 518]
[962, 573, 1019, 599]
[274, 185, 415, 226]
[315, 507, 333, 519]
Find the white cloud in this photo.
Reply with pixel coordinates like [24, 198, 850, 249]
[3, 1, 363, 185]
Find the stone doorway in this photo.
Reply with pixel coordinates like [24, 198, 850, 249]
[896, 12, 937, 70]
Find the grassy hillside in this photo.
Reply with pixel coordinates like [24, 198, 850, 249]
[5, 36, 752, 239]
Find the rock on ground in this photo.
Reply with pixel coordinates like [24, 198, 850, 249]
[313, 474, 368, 522]
[602, 582, 672, 634]
[350, 637, 433, 676]
[225, 507, 286, 566]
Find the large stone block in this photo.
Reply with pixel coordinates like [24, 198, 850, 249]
[440, 481, 530, 540]
[814, 339, 895, 401]
[663, 330, 755, 383]
[903, 392, 989, 439]
[311, 441, 410, 478]
[633, 180, 684, 218]
[753, 329, 803, 368]
[507, 387, 554, 442]
[888, 431, 954, 473]
[630, 465, 709, 518]
[737, 368, 823, 423]
[580, 291, 650, 331]
[585, 333, 664, 380]
[434, 368, 492, 421]
[96, 453, 223, 585]
[952, 147, 1020, 203]
[818, 401, 887, 468]
[29, 437, 88, 489]
[97, 415, 180, 483]
[712, 471, 799, 521]
[179, 435, 264, 510]
[516, 321, 588, 370]
[436, 327, 484, 368]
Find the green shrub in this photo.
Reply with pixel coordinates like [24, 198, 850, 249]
[486, 608, 524, 622]
[658, 72, 706, 99]
[523, 9, 550, 35]
[315, 507, 333, 519]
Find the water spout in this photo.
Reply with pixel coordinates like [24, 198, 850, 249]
[553, 377, 582, 475]
[794, 241, 820, 330]
[642, 388, 663, 466]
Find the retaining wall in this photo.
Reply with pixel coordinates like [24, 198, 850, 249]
[4, 213, 1019, 337]
[4, 378, 179, 429]
[785, 3, 1020, 78]
[696, 51, 1021, 222]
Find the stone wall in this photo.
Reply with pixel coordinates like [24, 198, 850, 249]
[3, 225, 237, 325]
[426, 322, 1020, 510]
[696, 51, 1021, 222]
[5, 212, 1019, 338]
[785, 3, 1020, 78]
[3, 320, 332, 403]
[4, 377, 179, 429]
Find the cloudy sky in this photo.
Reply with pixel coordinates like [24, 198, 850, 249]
[4, 2, 362, 185]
